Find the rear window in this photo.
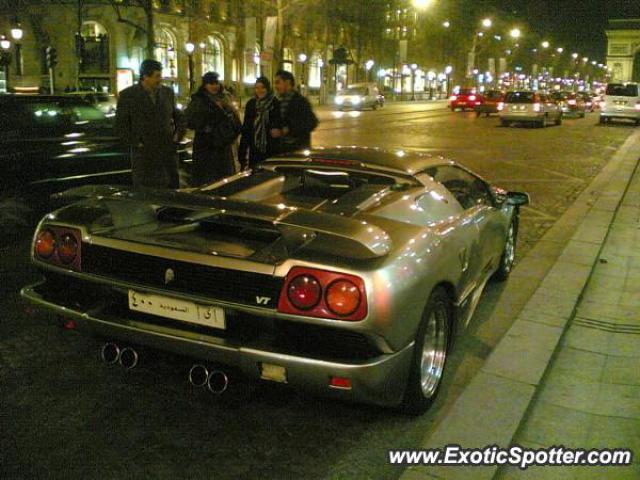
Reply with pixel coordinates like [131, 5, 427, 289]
[606, 84, 639, 97]
[459, 89, 475, 95]
[505, 92, 536, 103]
[485, 91, 502, 99]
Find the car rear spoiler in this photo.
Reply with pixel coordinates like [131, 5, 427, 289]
[55, 186, 392, 260]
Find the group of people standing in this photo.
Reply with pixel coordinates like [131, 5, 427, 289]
[115, 59, 319, 190]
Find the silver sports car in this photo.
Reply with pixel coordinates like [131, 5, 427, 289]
[22, 147, 528, 414]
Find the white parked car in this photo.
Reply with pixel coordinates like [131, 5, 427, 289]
[599, 83, 640, 125]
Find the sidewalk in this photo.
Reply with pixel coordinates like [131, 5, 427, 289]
[496, 148, 640, 479]
[401, 128, 640, 480]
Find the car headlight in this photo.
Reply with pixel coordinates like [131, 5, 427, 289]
[335, 97, 344, 105]
[352, 96, 361, 104]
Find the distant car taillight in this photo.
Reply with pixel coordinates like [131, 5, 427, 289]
[278, 267, 367, 321]
[497, 102, 504, 111]
[533, 103, 541, 112]
[58, 233, 79, 265]
[35, 229, 56, 259]
[33, 226, 81, 270]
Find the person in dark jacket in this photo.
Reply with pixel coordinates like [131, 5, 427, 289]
[274, 70, 319, 153]
[185, 72, 241, 186]
[238, 77, 283, 170]
[115, 59, 186, 189]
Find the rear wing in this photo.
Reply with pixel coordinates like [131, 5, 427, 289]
[55, 186, 392, 260]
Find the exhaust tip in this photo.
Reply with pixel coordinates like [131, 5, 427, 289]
[207, 370, 229, 395]
[100, 342, 120, 365]
[118, 347, 139, 370]
[188, 364, 209, 388]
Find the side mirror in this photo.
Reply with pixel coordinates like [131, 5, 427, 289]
[506, 191, 530, 206]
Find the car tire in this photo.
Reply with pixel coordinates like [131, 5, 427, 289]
[599, 116, 606, 125]
[399, 287, 452, 416]
[537, 115, 547, 128]
[475, 110, 481, 118]
[493, 215, 518, 281]
[555, 114, 563, 126]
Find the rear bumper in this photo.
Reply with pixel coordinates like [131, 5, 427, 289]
[500, 112, 543, 122]
[21, 280, 413, 407]
[600, 110, 640, 120]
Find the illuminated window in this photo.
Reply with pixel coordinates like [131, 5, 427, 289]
[155, 27, 178, 79]
[202, 35, 224, 80]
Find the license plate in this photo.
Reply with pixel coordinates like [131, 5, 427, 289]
[128, 290, 226, 329]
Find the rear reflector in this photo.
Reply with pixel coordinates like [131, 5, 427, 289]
[330, 376, 352, 390]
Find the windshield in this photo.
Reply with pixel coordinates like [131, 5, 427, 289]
[505, 92, 536, 103]
[605, 84, 639, 96]
[341, 87, 367, 96]
[0, 98, 113, 138]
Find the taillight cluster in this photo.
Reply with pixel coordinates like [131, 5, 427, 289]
[278, 267, 367, 321]
[34, 227, 81, 270]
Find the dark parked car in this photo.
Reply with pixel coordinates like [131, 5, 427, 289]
[551, 91, 587, 118]
[0, 95, 191, 229]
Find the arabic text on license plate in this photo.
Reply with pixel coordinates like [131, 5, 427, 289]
[128, 290, 226, 329]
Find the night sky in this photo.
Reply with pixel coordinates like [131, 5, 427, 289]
[489, 0, 640, 60]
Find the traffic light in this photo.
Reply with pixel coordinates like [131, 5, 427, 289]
[46, 46, 57, 69]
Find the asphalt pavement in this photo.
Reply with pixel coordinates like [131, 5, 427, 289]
[1, 102, 637, 480]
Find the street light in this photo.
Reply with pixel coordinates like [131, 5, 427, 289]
[482, 18, 492, 28]
[298, 52, 308, 94]
[572, 52, 578, 59]
[10, 23, 23, 77]
[185, 41, 195, 93]
[412, 0, 433, 9]
[556, 47, 564, 54]
[442, 20, 450, 28]
[0, 37, 10, 50]
[582, 57, 589, 63]
[365, 59, 374, 81]
[541, 41, 550, 49]
[510, 28, 521, 39]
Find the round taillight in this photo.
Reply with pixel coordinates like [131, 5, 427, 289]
[287, 275, 321, 310]
[326, 280, 361, 317]
[57, 233, 78, 264]
[35, 229, 56, 259]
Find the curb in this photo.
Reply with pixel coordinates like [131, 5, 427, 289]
[400, 128, 640, 480]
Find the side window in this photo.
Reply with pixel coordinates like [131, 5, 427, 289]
[426, 166, 492, 210]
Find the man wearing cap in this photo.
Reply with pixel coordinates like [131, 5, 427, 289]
[115, 59, 186, 189]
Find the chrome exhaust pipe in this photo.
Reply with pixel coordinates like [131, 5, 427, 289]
[206, 370, 229, 395]
[118, 347, 139, 370]
[100, 342, 120, 365]
[188, 364, 209, 388]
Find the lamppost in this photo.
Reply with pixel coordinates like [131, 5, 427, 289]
[468, 18, 492, 79]
[317, 58, 325, 104]
[365, 59, 374, 82]
[298, 52, 307, 95]
[410, 63, 418, 100]
[10, 23, 23, 77]
[0, 36, 11, 93]
[445, 65, 453, 97]
[185, 41, 195, 93]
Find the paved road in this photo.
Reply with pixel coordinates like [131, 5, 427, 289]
[1, 103, 636, 480]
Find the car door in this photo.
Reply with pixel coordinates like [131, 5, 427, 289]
[425, 166, 484, 299]
[429, 165, 505, 288]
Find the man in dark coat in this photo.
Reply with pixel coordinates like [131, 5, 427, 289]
[274, 70, 319, 153]
[115, 59, 186, 189]
[185, 72, 241, 186]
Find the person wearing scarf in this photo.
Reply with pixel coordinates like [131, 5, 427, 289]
[185, 72, 242, 186]
[238, 77, 283, 170]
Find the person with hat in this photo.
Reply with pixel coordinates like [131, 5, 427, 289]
[115, 59, 186, 189]
[238, 76, 283, 170]
[185, 72, 242, 186]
